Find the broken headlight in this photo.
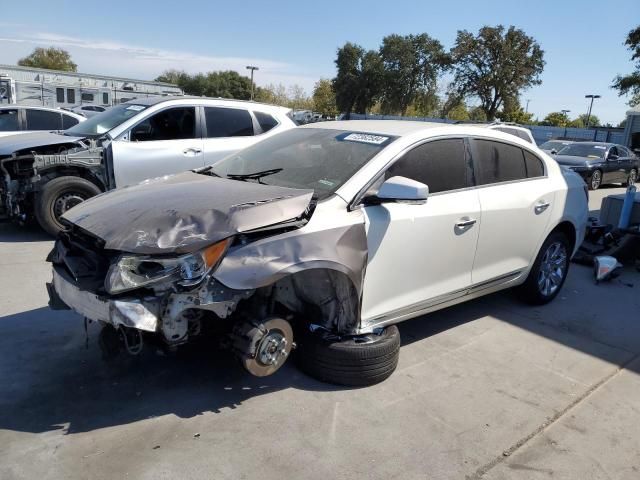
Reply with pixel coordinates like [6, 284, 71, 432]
[105, 238, 230, 294]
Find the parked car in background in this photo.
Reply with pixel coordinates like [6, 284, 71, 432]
[0, 105, 85, 138]
[47, 121, 588, 386]
[554, 142, 639, 190]
[0, 97, 295, 235]
[540, 140, 573, 155]
[71, 105, 108, 118]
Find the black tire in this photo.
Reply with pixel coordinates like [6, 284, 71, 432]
[588, 170, 602, 190]
[623, 168, 637, 187]
[517, 232, 571, 305]
[34, 176, 101, 236]
[295, 325, 400, 387]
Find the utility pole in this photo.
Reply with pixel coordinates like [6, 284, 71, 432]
[584, 94, 601, 128]
[246, 65, 259, 101]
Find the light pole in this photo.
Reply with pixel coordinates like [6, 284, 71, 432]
[246, 65, 259, 101]
[525, 99, 531, 113]
[584, 94, 600, 128]
[561, 109, 571, 124]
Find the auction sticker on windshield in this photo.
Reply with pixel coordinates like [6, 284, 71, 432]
[343, 133, 390, 145]
[126, 105, 146, 111]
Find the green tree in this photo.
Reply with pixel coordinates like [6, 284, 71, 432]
[379, 33, 448, 115]
[312, 79, 337, 116]
[333, 43, 384, 115]
[156, 70, 253, 99]
[542, 111, 571, 127]
[450, 25, 545, 120]
[469, 106, 487, 122]
[447, 102, 470, 121]
[254, 83, 289, 106]
[612, 25, 640, 106]
[496, 96, 535, 124]
[18, 47, 77, 72]
[287, 84, 313, 110]
[406, 88, 441, 117]
[568, 113, 601, 128]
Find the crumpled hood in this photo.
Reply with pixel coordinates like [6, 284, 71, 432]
[553, 155, 596, 167]
[0, 131, 85, 155]
[62, 171, 314, 254]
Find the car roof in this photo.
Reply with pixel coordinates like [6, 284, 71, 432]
[0, 105, 85, 119]
[568, 141, 616, 148]
[126, 95, 291, 114]
[301, 120, 446, 136]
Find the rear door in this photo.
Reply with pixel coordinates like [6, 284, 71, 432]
[201, 106, 258, 165]
[111, 105, 204, 187]
[469, 138, 554, 285]
[361, 138, 481, 323]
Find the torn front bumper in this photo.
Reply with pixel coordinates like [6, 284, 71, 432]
[48, 266, 160, 332]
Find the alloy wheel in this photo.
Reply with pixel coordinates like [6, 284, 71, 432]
[590, 170, 602, 190]
[537, 241, 567, 297]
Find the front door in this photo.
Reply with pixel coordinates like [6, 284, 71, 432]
[111, 106, 204, 187]
[360, 138, 481, 324]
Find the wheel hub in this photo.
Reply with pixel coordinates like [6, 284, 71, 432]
[54, 192, 85, 218]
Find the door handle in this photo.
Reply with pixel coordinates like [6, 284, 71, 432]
[535, 201, 550, 214]
[455, 218, 477, 228]
[183, 148, 202, 156]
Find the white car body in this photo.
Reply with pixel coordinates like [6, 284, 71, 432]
[0, 105, 85, 137]
[306, 121, 588, 327]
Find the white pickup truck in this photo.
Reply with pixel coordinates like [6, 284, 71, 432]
[0, 97, 295, 235]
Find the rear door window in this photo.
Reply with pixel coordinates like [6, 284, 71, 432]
[0, 109, 19, 131]
[254, 111, 278, 133]
[523, 150, 545, 178]
[385, 139, 469, 194]
[205, 107, 254, 137]
[130, 107, 196, 141]
[62, 113, 80, 129]
[25, 109, 63, 130]
[472, 139, 527, 185]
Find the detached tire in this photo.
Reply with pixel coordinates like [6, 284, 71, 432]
[295, 326, 400, 387]
[517, 232, 571, 305]
[35, 176, 101, 236]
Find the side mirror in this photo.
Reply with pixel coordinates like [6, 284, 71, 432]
[363, 176, 429, 205]
[550, 149, 557, 155]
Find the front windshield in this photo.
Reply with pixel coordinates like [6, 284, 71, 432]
[541, 141, 568, 150]
[557, 143, 607, 159]
[65, 103, 148, 137]
[209, 128, 396, 200]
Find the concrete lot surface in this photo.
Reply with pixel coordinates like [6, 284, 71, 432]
[1, 186, 639, 479]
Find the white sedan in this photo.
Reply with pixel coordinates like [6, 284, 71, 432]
[48, 120, 589, 386]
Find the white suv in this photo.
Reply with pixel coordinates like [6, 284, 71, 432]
[0, 97, 295, 234]
[48, 121, 588, 386]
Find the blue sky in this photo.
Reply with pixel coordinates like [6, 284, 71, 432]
[1, 0, 637, 124]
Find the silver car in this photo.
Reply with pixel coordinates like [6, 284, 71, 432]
[0, 97, 295, 234]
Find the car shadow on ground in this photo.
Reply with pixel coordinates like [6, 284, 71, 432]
[2, 265, 639, 437]
[0, 222, 51, 242]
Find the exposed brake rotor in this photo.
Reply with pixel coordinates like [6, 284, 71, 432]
[234, 317, 294, 377]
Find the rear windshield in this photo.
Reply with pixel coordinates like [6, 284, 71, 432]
[557, 143, 607, 159]
[209, 128, 396, 200]
[64, 103, 148, 137]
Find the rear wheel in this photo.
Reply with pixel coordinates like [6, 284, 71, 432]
[588, 170, 602, 190]
[35, 176, 101, 236]
[517, 232, 571, 305]
[295, 325, 400, 387]
[623, 168, 637, 187]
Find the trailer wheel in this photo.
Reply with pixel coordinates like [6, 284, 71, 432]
[35, 176, 101, 236]
[295, 325, 400, 387]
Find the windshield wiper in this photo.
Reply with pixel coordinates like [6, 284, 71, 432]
[226, 168, 283, 184]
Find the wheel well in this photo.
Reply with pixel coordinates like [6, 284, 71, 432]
[40, 167, 106, 192]
[551, 221, 577, 252]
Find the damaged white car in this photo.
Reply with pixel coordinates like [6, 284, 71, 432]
[47, 121, 588, 386]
